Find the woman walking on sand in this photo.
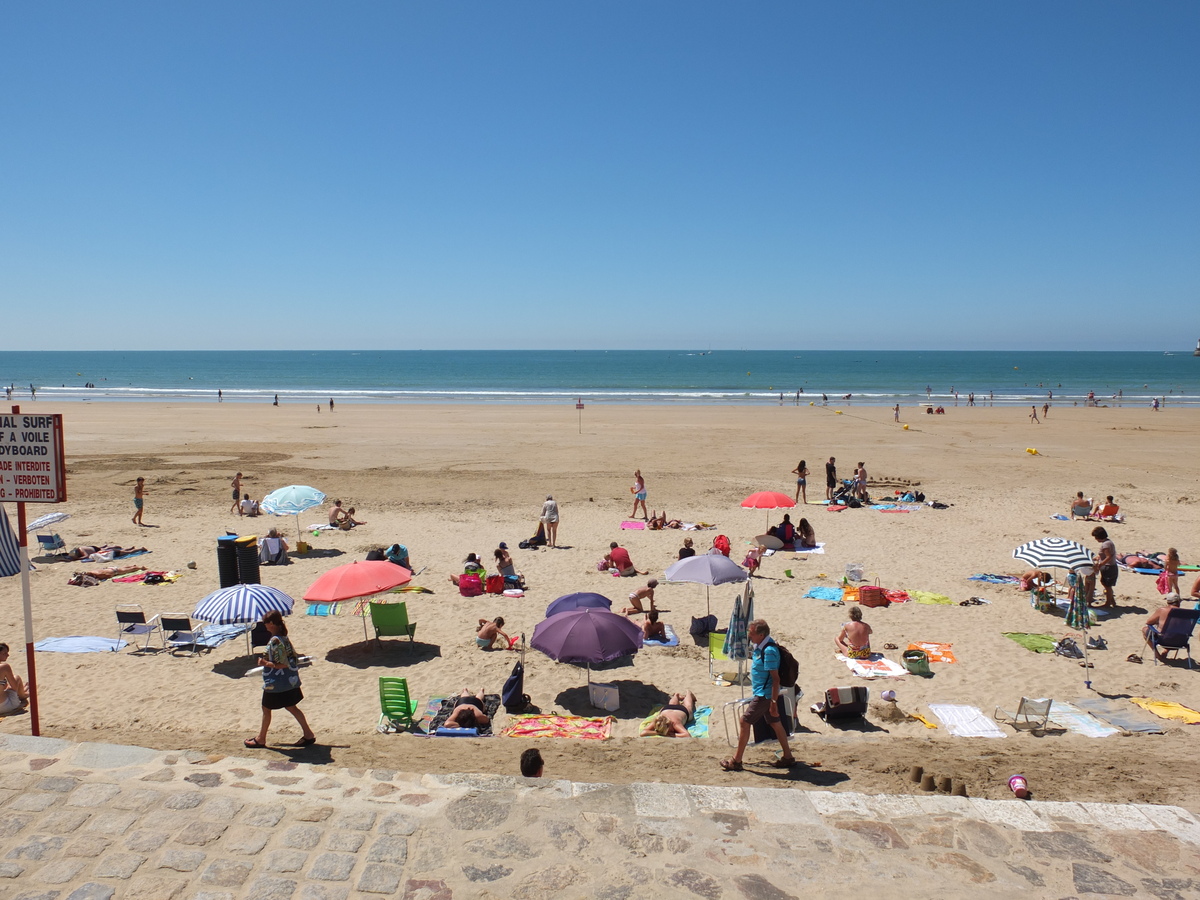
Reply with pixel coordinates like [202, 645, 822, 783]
[630, 470, 647, 520]
[791, 460, 809, 504]
[245, 610, 315, 749]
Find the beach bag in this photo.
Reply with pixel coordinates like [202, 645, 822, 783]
[366, 548, 386, 561]
[775, 641, 800, 688]
[502, 660, 531, 714]
[901, 648, 930, 675]
[1156, 570, 1172, 595]
[262, 666, 301, 692]
[713, 535, 730, 557]
[689, 615, 718, 646]
[485, 575, 505, 594]
[458, 574, 483, 597]
[858, 585, 888, 608]
[814, 685, 868, 721]
[1054, 637, 1083, 659]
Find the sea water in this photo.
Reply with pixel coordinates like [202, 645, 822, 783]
[0, 350, 1197, 407]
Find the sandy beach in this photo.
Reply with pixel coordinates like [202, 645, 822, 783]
[1, 400, 1198, 808]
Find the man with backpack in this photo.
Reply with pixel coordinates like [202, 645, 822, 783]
[720, 618, 796, 771]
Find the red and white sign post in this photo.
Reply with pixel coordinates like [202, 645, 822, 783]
[576, 398, 584, 434]
[1, 407, 66, 736]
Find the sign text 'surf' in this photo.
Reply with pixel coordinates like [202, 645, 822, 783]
[0, 414, 66, 502]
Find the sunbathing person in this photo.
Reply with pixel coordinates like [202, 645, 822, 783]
[476, 617, 511, 650]
[443, 688, 490, 729]
[834, 605, 873, 659]
[0, 643, 30, 715]
[338, 507, 366, 530]
[640, 690, 697, 737]
[621, 579, 657, 615]
[259, 529, 289, 565]
[239, 494, 260, 517]
[1090, 495, 1120, 520]
[1070, 492, 1093, 520]
[641, 609, 667, 642]
[493, 544, 524, 587]
[71, 564, 147, 583]
[1143, 595, 1183, 662]
[677, 537, 696, 560]
[67, 544, 146, 561]
[328, 500, 347, 527]
[449, 553, 487, 586]
[796, 518, 816, 548]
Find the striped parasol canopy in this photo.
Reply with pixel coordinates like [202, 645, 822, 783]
[25, 511, 71, 533]
[1012, 537, 1094, 571]
[193, 584, 296, 624]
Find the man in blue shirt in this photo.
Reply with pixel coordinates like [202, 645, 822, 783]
[720, 618, 796, 771]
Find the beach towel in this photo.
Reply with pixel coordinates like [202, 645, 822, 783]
[390, 584, 435, 594]
[908, 641, 957, 663]
[34, 636, 128, 653]
[909, 591, 954, 605]
[620, 520, 646, 530]
[970, 574, 1020, 584]
[413, 696, 446, 735]
[643, 624, 679, 647]
[794, 542, 825, 554]
[837, 653, 908, 679]
[638, 705, 712, 738]
[1129, 698, 1200, 725]
[170, 623, 250, 652]
[804, 586, 843, 601]
[500, 714, 614, 740]
[1050, 514, 1070, 521]
[305, 601, 343, 617]
[426, 694, 502, 736]
[306, 523, 336, 531]
[928, 704, 1006, 738]
[1003, 632, 1058, 653]
[1047, 700, 1120, 738]
[1073, 697, 1166, 734]
[826, 505, 847, 512]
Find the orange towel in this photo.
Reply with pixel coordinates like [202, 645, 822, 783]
[908, 641, 957, 664]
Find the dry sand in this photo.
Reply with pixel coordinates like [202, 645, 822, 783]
[2, 401, 1198, 807]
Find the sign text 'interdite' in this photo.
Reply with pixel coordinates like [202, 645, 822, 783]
[0, 414, 66, 502]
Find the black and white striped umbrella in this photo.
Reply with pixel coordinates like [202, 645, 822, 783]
[193, 584, 295, 624]
[1012, 537, 1094, 571]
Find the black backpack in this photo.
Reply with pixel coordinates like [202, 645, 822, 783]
[365, 548, 386, 561]
[774, 641, 800, 688]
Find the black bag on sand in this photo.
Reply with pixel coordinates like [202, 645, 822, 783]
[689, 614, 719, 646]
[813, 685, 868, 721]
[366, 549, 386, 561]
[502, 660, 531, 713]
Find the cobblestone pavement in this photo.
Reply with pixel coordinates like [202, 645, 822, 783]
[1, 733, 1199, 899]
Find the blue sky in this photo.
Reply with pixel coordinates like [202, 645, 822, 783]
[2, 2, 1197, 350]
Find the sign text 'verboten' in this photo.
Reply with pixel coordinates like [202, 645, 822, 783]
[0, 414, 66, 502]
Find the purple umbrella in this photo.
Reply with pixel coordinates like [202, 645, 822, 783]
[545, 592, 612, 618]
[531, 608, 643, 685]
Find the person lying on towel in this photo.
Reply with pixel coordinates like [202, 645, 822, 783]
[640, 690, 698, 737]
[443, 688, 491, 729]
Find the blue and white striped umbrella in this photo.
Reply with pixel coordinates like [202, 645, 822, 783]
[193, 584, 295, 624]
[0, 505, 28, 577]
[25, 511, 70, 533]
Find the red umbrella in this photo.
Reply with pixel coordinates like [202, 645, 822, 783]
[304, 560, 411, 601]
[740, 491, 795, 529]
[305, 560, 413, 643]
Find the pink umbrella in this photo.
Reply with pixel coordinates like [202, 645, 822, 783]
[304, 560, 412, 642]
[740, 491, 795, 529]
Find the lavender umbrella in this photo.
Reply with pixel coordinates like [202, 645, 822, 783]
[531, 608, 643, 685]
[545, 592, 612, 618]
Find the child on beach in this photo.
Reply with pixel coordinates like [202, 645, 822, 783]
[630, 470, 647, 520]
[1164, 548, 1181, 596]
[476, 618, 512, 650]
[132, 477, 146, 525]
[622, 579, 657, 614]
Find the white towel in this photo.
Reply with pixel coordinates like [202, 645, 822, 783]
[836, 653, 907, 679]
[928, 704, 1007, 738]
[1047, 700, 1120, 738]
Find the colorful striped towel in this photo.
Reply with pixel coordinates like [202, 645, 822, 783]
[500, 714, 614, 740]
[414, 696, 447, 735]
[638, 705, 712, 738]
[908, 641, 956, 663]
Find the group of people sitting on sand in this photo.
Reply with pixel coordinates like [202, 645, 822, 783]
[448, 546, 526, 590]
[327, 500, 366, 530]
[1069, 492, 1121, 521]
[765, 514, 816, 549]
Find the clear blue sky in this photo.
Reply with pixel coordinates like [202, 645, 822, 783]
[2, 2, 1197, 350]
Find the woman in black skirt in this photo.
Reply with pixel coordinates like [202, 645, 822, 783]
[244, 610, 315, 748]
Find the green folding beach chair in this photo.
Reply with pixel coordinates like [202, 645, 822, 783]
[369, 601, 416, 645]
[377, 677, 419, 733]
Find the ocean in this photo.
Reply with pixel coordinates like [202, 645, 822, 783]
[0, 350, 1197, 407]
